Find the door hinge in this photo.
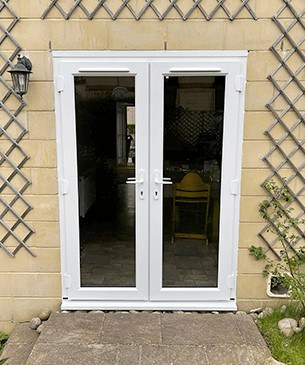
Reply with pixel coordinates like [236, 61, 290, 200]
[59, 179, 69, 195]
[64, 274, 72, 289]
[56, 75, 64, 93]
[227, 274, 235, 289]
[230, 179, 239, 196]
[235, 75, 244, 92]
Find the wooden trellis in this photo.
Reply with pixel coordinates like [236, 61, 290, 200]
[42, 0, 257, 21]
[0, 0, 35, 257]
[260, 0, 305, 258]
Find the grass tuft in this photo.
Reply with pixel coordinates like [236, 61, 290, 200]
[257, 304, 305, 365]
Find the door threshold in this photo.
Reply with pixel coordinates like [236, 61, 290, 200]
[62, 299, 237, 312]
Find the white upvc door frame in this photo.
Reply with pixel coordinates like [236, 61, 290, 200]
[53, 57, 150, 301]
[149, 59, 246, 302]
[53, 51, 247, 310]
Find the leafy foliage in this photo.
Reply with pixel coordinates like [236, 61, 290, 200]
[0, 332, 8, 364]
[249, 180, 305, 311]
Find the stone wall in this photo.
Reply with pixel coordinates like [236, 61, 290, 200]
[0, 0, 304, 332]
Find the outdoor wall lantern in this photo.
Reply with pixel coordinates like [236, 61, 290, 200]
[8, 55, 32, 98]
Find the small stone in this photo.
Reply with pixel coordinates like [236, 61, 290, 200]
[299, 317, 305, 330]
[280, 305, 287, 313]
[278, 318, 298, 337]
[29, 317, 42, 330]
[250, 307, 262, 314]
[249, 313, 258, 319]
[36, 324, 44, 334]
[294, 327, 302, 333]
[236, 311, 247, 315]
[61, 310, 69, 313]
[263, 307, 274, 315]
[90, 310, 104, 314]
[211, 311, 219, 314]
[129, 310, 139, 314]
[38, 309, 51, 321]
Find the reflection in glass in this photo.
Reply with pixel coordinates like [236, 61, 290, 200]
[75, 76, 136, 287]
[162, 76, 225, 288]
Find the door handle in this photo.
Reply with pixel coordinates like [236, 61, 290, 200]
[154, 170, 172, 185]
[153, 170, 172, 200]
[126, 169, 145, 200]
[126, 169, 145, 185]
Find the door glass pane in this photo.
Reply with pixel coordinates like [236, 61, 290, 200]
[162, 75, 225, 287]
[75, 76, 136, 287]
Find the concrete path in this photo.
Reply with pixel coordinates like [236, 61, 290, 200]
[1, 311, 271, 365]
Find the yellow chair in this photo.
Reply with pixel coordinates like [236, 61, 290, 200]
[172, 172, 210, 245]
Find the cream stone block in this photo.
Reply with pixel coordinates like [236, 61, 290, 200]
[166, 21, 225, 50]
[51, 20, 108, 50]
[223, 20, 279, 50]
[239, 223, 265, 249]
[27, 51, 54, 82]
[247, 51, 277, 81]
[11, 1, 48, 19]
[26, 195, 59, 221]
[9, 273, 37, 297]
[240, 196, 263, 223]
[237, 299, 286, 313]
[0, 274, 11, 296]
[22, 140, 57, 167]
[36, 273, 62, 297]
[242, 141, 270, 168]
[0, 299, 12, 321]
[238, 248, 266, 275]
[11, 298, 61, 322]
[108, 20, 166, 50]
[0, 321, 15, 335]
[31, 168, 58, 195]
[4, 273, 61, 298]
[0, 248, 61, 273]
[30, 221, 60, 248]
[236, 274, 269, 299]
[245, 82, 273, 111]
[255, 0, 291, 19]
[13, 20, 52, 51]
[243, 112, 273, 141]
[26, 82, 54, 111]
[28, 112, 56, 140]
[241, 169, 267, 196]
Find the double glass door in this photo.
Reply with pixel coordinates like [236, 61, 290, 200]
[55, 52, 246, 308]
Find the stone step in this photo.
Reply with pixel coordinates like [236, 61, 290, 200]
[0, 323, 39, 365]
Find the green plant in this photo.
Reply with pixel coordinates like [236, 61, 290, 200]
[0, 332, 8, 364]
[249, 180, 305, 311]
[258, 304, 305, 365]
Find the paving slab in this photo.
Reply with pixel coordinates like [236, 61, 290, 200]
[1, 311, 271, 365]
[0, 323, 39, 365]
[100, 312, 161, 345]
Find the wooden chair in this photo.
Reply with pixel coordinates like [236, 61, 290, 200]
[172, 172, 210, 245]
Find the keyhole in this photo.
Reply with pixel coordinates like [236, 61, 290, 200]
[141, 191, 144, 196]
[155, 191, 158, 196]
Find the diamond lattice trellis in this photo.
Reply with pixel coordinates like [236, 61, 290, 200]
[42, 0, 257, 21]
[260, 0, 305, 258]
[0, 0, 35, 257]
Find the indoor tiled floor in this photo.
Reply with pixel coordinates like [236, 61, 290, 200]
[81, 239, 218, 288]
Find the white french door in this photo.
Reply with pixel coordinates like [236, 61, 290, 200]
[53, 51, 247, 310]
